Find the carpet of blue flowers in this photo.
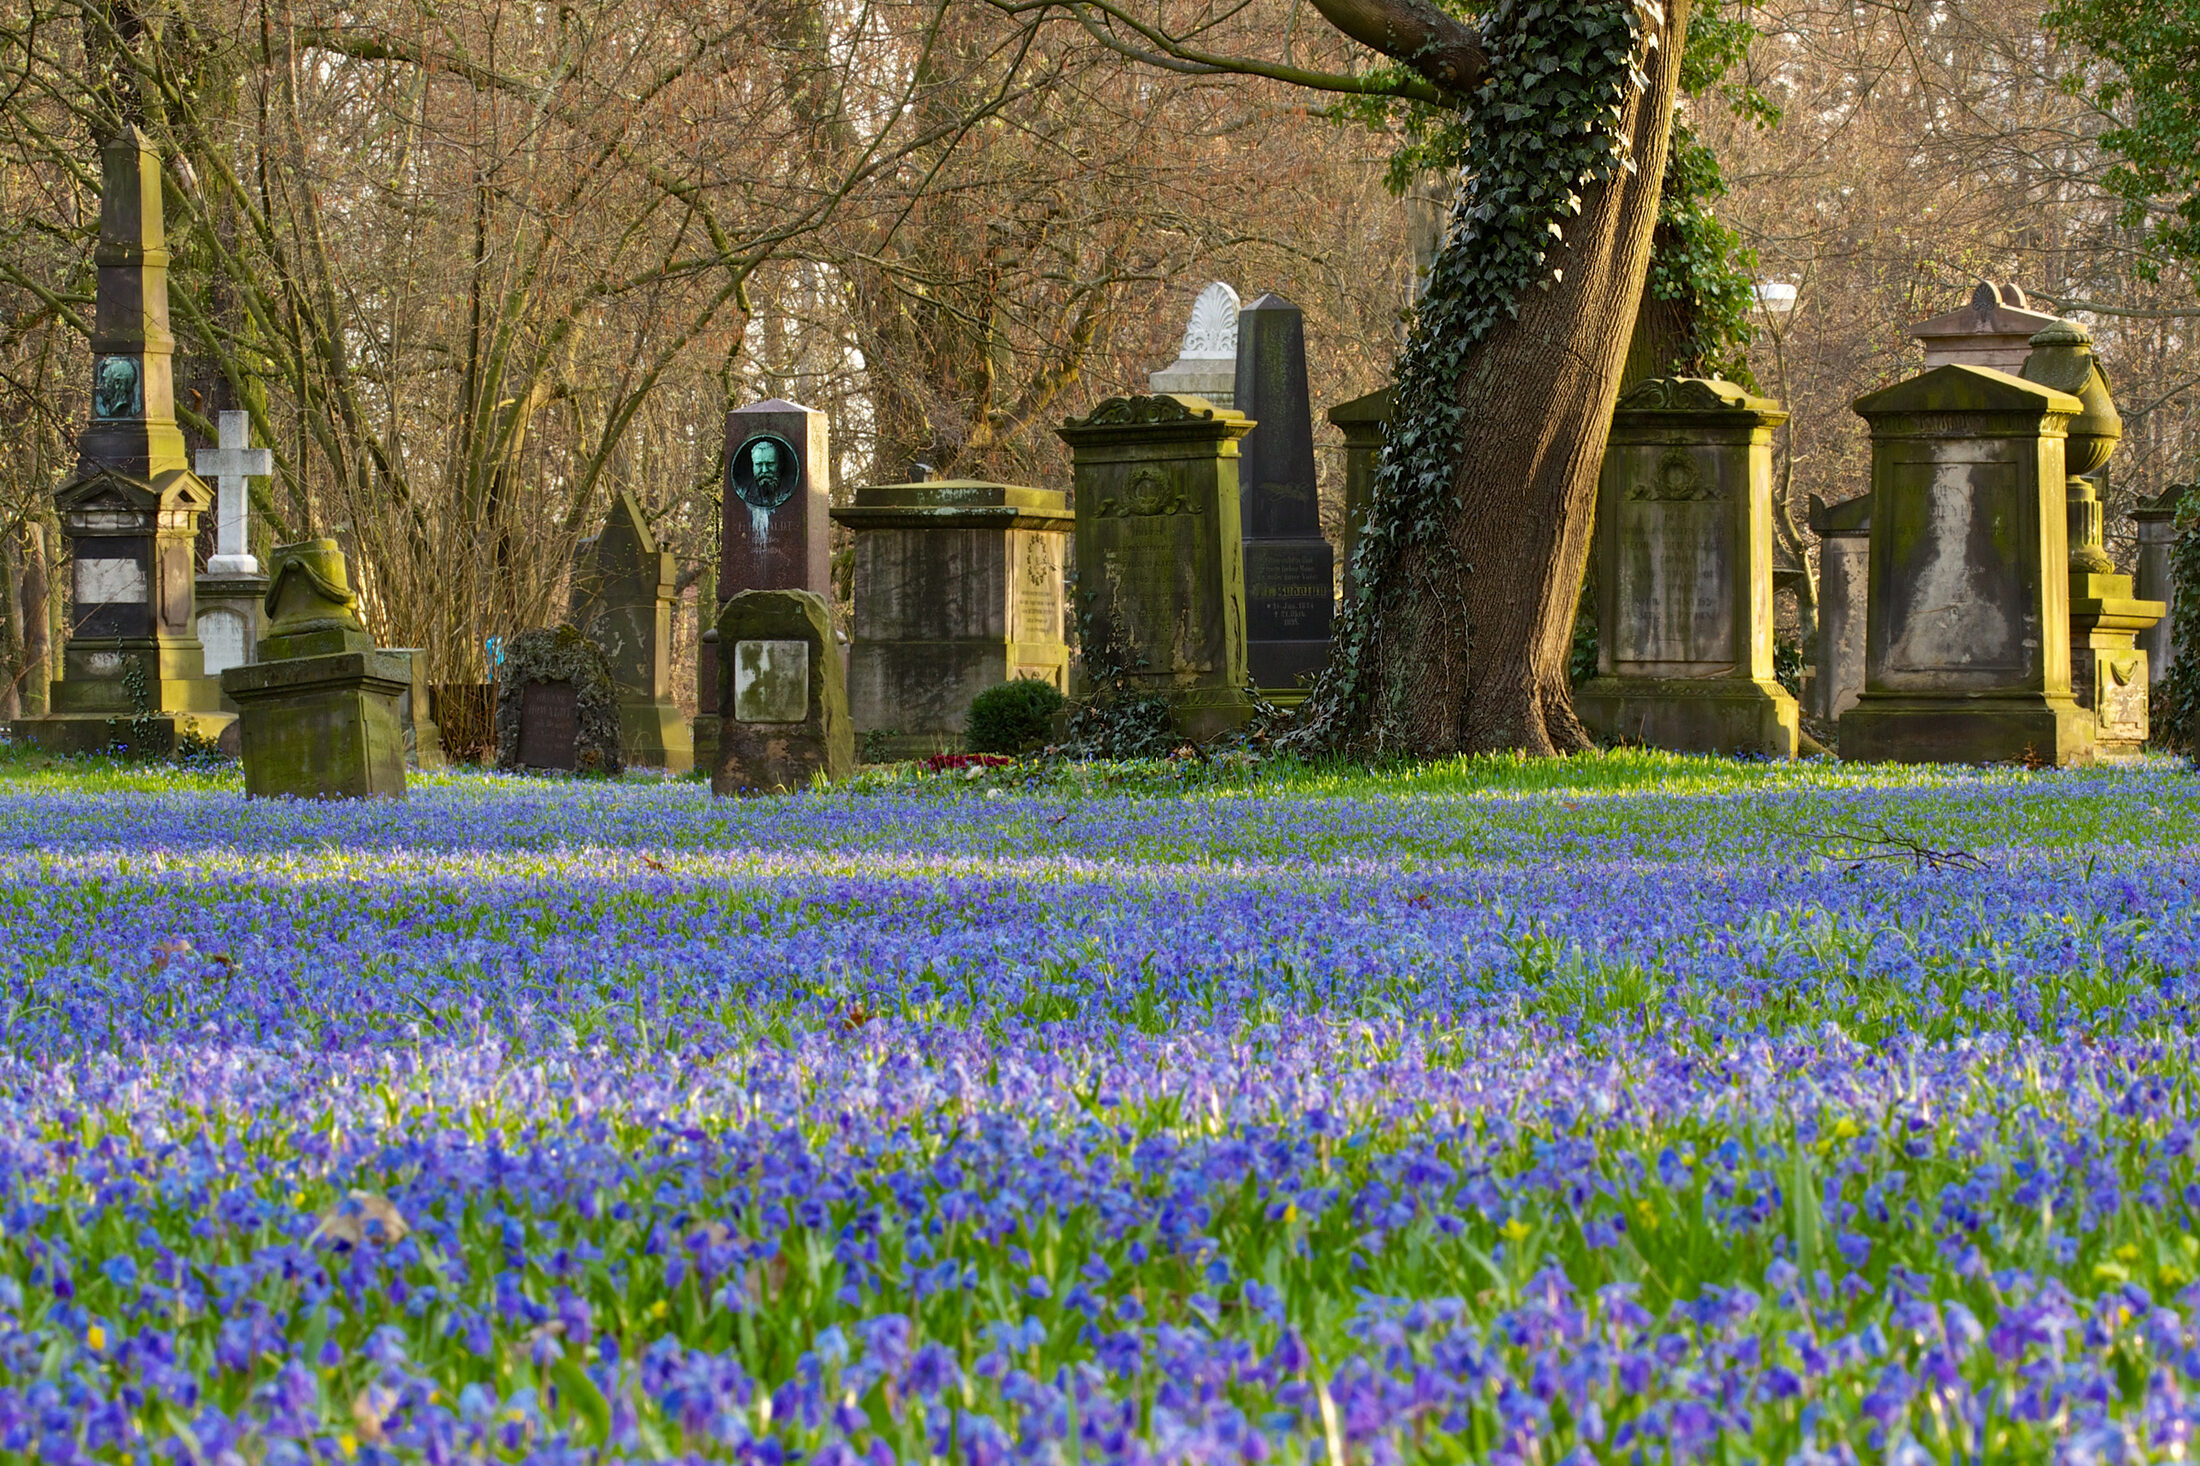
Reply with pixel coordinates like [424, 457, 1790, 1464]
[2, 749, 2198, 1464]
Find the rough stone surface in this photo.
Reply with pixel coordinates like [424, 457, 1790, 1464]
[1056, 394, 1255, 741]
[831, 480, 1073, 757]
[1808, 493, 1872, 722]
[222, 540, 406, 799]
[1574, 378, 1799, 757]
[495, 626, 623, 775]
[2134, 489, 2184, 690]
[1327, 387, 1391, 603]
[382, 649, 445, 768]
[1233, 294, 1333, 690]
[712, 590, 853, 796]
[723, 399, 831, 600]
[570, 488, 692, 771]
[1841, 363, 2092, 765]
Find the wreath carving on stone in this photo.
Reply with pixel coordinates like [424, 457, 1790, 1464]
[495, 624, 624, 775]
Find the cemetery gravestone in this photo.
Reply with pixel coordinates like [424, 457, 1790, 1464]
[1842, 364, 2092, 765]
[495, 626, 623, 775]
[1573, 378, 1799, 756]
[382, 649, 445, 768]
[831, 478, 1073, 757]
[11, 130, 230, 755]
[569, 489, 693, 771]
[1233, 294, 1334, 693]
[692, 564, 721, 776]
[723, 399, 831, 600]
[1909, 282, 2062, 374]
[712, 589, 852, 795]
[1056, 394, 1255, 740]
[222, 539, 407, 799]
[193, 409, 270, 696]
[2133, 488, 2185, 692]
[1148, 282, 1239, 407]
[1327, 387, 1391, 603]
[1808, 494, 1872, 723]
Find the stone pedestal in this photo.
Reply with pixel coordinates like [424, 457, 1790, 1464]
[2134, 489, 2185, 691]
[1233, 295, 1333, 691]
[571, 489, 692, 771]
[1808, 494, 1871, 722]
[1148, 282, 1238, 407]
[1909, 282, 2062, 373]
[723, 399, 831, 599]
[222, 540, 406, 799]
[2068, 573, 2163, 760]
[194, 571, 266, 711]
[1841, 365, 2092, 765]
[713, 590, 852, 795]
[1573, 379, 1798, 757]
[1056, 394, 1255, 742]
[1328, 387, 1391, 603]
[831, 480, 1072, 757]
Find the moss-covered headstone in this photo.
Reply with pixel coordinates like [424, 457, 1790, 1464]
[496, 626, 623, 775]
[712, 589, 852, 796]
[1574, 378, 1799, 757]
[221, 539, 407, 799]
[569, 489, 693, 771]
[1842, 364, 2092, 765]
[1056, 394, 1255, 741]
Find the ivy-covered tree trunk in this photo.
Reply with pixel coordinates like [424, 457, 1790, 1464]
[1304, 0, 1692, 757]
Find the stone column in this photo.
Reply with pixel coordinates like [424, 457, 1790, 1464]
[1842, 365, 2092, 765]
[1233, 295, 1334, 694]
[1807, 493, 1871, 722]
[1573, 378, 1799, 757]
[1056, 394, 1255, 741]
[1326, 387, 1392, 604]
[2133, 488, 2186, 690]
[831, 479, 1073, 757]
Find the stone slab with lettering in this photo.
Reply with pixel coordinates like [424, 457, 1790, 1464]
[1574, 378, 1799, 756]
[712, 589, 852, 795]
[1841, 364, 2092, 765]
[723, 399, 831, 601]
[1148, 282, 1239, 407]
[570, 488, 692, 771]
[1807, 494, 1872, 723]
[494, 625, 624, 775]
[831, 479, 1073, 757]
[1232, 294, 1334, 691]
[1056, 394, 1254, 741]
[9, 131, 230, 755]
[222, 540, 406, 799]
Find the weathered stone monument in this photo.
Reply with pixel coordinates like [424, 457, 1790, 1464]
[1056, 395, 1255, 740]
[2133, 487, 2186, 693]
[712, 589, 852, 795]
[1808, 493, 1872, 723]
[1148, 283, 1239, 407]
[2020, 321, 2162, 760]
[1233, 294, 1334, 693]
[831, 478, 1072, 756]
[381, 649, 445, 768]
[11, 130, 230, 754]
[222, 540, 407, 799]
[569, 489, 692, 771]
[193, 410, 270, 692]
[1572, 379, 1799, 756]
[496, 626, 623, 775]
[1842, 365, 2092, 765]
[723, 399, 831, 599]
[1328, 387, 1391, 601]
[1909, 282, 2063, 373]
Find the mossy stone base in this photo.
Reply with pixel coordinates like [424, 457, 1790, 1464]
[1575, 676, 1799, 757]
[1839, 694, 2094, 766]
[5, 711, 233, 758]
[617, 697, 693, 773]
[712, 590, 854, 796]
[223, 651, 409, 798]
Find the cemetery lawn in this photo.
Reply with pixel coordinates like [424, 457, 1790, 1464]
[2, 750, 2198, 1462]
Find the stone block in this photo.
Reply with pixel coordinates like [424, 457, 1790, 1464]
[571, 489, 690, 771]
[224, 651, 409, 798]
[712, 589, 852, 795]
[1808, 493, 1871, 722]
[1233, 294, 1333, 689]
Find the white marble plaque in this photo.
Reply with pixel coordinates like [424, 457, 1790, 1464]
[733, 639, 809, 722]
[197, 609, 248, 676]
[76, 556, 146, 607]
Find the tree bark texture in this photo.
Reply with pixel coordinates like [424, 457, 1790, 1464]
[1385, 2, 1692, 757]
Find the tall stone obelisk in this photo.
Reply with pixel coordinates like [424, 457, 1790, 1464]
[12, 130, 230, 754]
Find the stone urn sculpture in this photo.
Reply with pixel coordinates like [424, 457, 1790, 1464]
[2020, 320, 2122, 574]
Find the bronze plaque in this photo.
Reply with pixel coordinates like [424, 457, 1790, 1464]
[517, 680, 580, 770]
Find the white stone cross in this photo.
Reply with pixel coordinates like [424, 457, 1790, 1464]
[196, 409, 271, 577]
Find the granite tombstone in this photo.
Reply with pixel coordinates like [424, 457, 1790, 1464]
[1232, 294, 1334, 693]
[1808, 493, 1872, 723]
[570, 489, 692, 770]
[2133, 487, 2186, 693]
[723, 399, 831, 600]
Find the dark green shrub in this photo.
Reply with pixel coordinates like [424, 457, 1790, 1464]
[966, 678, 1065, 755]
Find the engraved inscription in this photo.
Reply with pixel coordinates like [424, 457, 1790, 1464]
[1885, 458, 2024, 676]
[517, 680, 580, 770]
[1613, 498, 1729, 668]
[197, 609, 248, 676]
[1014, 535, 1062, 644]
[77, 557, 147, 606]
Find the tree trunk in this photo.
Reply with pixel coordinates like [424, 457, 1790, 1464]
[1378, 3, 1691, 757]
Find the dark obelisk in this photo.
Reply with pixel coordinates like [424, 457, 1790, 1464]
[13, 130, 229, 753]
[1233, 294, 1334, 692]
